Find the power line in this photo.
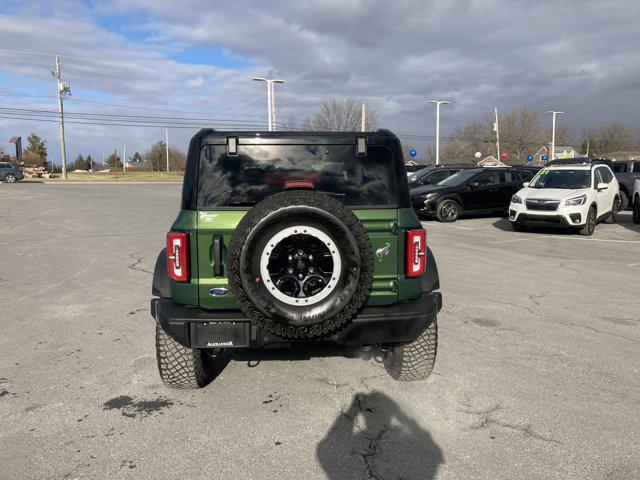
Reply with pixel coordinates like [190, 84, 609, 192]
[0, 106, 269, 126]
[0, 56, 132, 79]
[0, 93, 264, 118]
[0, 48, 109, 63]
[68, 97, 263, 117]
[0, 113, 268, 129]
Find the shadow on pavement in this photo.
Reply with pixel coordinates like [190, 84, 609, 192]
[494, 213, 640, 236]
[204, 343, 384, 382]
[492, 217, 576, 235]
[316, 391, 443, 479]
[617, 211, 640, 234]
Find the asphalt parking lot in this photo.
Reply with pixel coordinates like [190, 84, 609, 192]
[1, 183, 639, 480]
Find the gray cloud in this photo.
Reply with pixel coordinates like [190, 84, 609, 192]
[0, 0, 639, 160]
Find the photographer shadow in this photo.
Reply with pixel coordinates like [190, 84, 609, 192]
[317, 391, 443, 480]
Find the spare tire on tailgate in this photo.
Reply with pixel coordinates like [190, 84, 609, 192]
[226, 190, 373, 339]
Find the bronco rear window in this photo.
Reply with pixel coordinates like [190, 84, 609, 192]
[197, 144, 398, 208]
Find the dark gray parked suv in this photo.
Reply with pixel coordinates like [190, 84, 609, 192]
[0, 162, 24, 183]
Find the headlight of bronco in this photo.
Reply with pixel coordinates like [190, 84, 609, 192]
[565, 195, 586, 206]
[511, 194, 522, 204]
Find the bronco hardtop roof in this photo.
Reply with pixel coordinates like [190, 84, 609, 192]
[181, 128, 410, 211]
[192, 128, 402, 146]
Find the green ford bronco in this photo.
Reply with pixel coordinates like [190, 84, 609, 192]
[151, 129, 442, 388]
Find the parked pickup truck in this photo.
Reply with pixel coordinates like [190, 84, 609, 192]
[611, 160, 640, 210]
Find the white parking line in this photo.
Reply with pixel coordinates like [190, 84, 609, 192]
[491, 236, 554, 244]
[548, 235, 640, 245]
[427, 223, 474, 230]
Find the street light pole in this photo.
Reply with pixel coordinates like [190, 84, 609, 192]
[428, 100, 451, 166]
[253, 77, 285, 131]
[546, 111, 563, 161]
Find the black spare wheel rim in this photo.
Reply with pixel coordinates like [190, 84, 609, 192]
[227, 190, 374, 339]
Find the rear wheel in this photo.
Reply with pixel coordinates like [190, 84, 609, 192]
[604, 196, 620, 224]
[4, 174, 16, 183]
[634, 197, 640, 224]
[579, 207, 596, 236]
[383, 319, 437, 381]
[156, 323, 209, 389]
[436, 200, 460, 222]
[619, 192, 629, 211]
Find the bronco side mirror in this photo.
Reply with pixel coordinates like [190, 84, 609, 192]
[523, 182, 530, 187]
[596, 182, 608, 190]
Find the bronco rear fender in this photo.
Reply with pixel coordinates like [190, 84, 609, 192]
[422, 246, 440, 292]
[152, 248, 171, 298]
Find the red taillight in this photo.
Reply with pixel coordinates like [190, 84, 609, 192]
[167, 232, 189, 282]
[284, 180, 315, 190]
[405, 229, 426, 278]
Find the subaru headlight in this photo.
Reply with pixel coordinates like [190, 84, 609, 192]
[511, 194, 522, 204]
[565, 195, 586, 206]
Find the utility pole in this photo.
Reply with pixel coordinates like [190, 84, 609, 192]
[361, 104, 366, 132]
[546, 111, 563, 161]
[123, 145, 126, 173]
[428, 100, 450, 166]
[52, 56, 70, 179]
[165, 128, 170, 172]
[253, 78, 285, 131]
[586, 140, 590, 157]
[494, 107, 501, 162]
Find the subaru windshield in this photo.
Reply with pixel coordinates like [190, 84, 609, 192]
[529, 169, 590, 189]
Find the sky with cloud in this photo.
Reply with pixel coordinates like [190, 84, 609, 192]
[0, 0, 638, 163]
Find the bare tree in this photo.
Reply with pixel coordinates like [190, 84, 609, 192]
[280, 113, 298, 131]
[581, 122, 634, 155]
[145, 141, 186, 172]
[312, 98, 379, 131]
[496, 107, 546, 164]
[549, 123, 576, 147]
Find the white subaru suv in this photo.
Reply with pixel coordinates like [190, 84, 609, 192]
[509, 162, 620, 236]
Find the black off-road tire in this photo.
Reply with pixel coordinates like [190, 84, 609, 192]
[436, 199, 460, 222]
[227, 190, 373, 340]
[579, 206, 597, 236]
[633, 197, 640, 224]
[383, 318, 437, 381]
[603, 196, 620, 224]
[156, 323, 209, 389]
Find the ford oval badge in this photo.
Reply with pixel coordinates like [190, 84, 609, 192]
[209, 288, 229, 297]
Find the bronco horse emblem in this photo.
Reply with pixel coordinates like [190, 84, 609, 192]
[376, 243, 391, 261]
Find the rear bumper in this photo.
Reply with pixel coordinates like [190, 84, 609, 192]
[151, 292, 442, 349]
